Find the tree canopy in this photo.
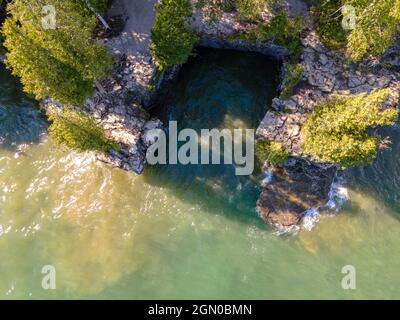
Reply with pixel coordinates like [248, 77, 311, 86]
[47, 107, 117, 152]
[301, 89, 398, 168]
[346, 0, 400, 60]
[1, 0, 112, 106]
[151, 0, 198, 70]
[313, 0, 400, 60]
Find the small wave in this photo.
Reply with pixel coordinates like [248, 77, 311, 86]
[260, 169, 273, 186]
[271, 173, 349, 235]
[301, 208, 320, 231]
[323, 175, 349, 211]
[273, 224, 300, 236]
[0, 224, 12, 237]
[300, 173, 349, 231]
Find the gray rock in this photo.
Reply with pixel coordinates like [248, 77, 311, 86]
[319, 53, 328, 66]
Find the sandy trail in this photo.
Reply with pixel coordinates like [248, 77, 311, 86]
[108, 0, 158, 56]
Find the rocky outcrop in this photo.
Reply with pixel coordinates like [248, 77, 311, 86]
[83, 74, 162, 174]
[256, 30, 400, 156]
[98, 0, 399, 229]
[94, 0, 399, 230]
[255, 28, 400, 228]
[257, 158, 336, 228]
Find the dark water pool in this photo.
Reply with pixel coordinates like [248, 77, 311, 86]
[146, 48, 280, 223]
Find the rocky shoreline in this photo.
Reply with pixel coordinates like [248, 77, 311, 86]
[255, 29, 399, 228]
[190, 0, 399, 229]
[46, 0, 400, 229]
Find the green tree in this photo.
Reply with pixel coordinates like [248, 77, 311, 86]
[301, 89, 398, 168]
[346, 0, 400, 60]
[1, 0, 112, 106]
[151, 0, 198, 70]
[312, 0, 400, 60]
[47, 107, 116, 152]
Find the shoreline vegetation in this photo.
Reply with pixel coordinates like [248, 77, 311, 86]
[0, 0, 399, 229]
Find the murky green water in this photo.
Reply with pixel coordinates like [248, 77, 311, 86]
[1, 50, 400, 299]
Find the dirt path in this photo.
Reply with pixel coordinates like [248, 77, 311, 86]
[108, 0, 158, 56]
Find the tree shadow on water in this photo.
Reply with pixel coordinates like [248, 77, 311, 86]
[142, 161, 270, 230]
[346, 122, 400, 221]
[0, 64, 48, 150]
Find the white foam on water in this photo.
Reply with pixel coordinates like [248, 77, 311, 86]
[301, 208, 320, 231]
[299, 173, 349, 232]
[261, 169, 273, 186]
[271, 173, 349, 234]
[323, 175, 349, 211]
[0, 224, 12, 237]
[273, 224, 300, 236]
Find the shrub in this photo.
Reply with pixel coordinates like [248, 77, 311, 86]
[85, 0, 109, 13]
[267, 10, 303, 57]
[47, 108, 117, 152]
[256, 139, 289, 165]
[280, 63, 304, 99]
[151, 0, 199, 70]
[301, 89, 398, 168]
[233, 10, 303, 58]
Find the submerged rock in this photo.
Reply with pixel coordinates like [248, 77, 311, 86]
[257, 157, 337, 228]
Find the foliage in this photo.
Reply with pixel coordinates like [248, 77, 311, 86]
[311, 0, 400, 60]
[267, 10, 303, 57]
[194, 0, 271, 22]
[311, 0, 348, 50]
[301, 89, 398, 168]
[85, 0, 109, 13]
[256, 139, 289, 165]
[280, 63, 304, 99]
[0, 0, 9, 27]
[1, 0, 113, 106]
[232, 10, 303, 58]
[235, 0, 269, 21]
[194, 0, 235, 22]
[47, 107, 117, 152]
[346, 0, 400, 61]
[151, 0, 199, 70]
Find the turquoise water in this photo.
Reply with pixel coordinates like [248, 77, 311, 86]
[0, 49, 400, 299]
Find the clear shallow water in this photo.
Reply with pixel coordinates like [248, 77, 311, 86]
[1, 50, 400, 299]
